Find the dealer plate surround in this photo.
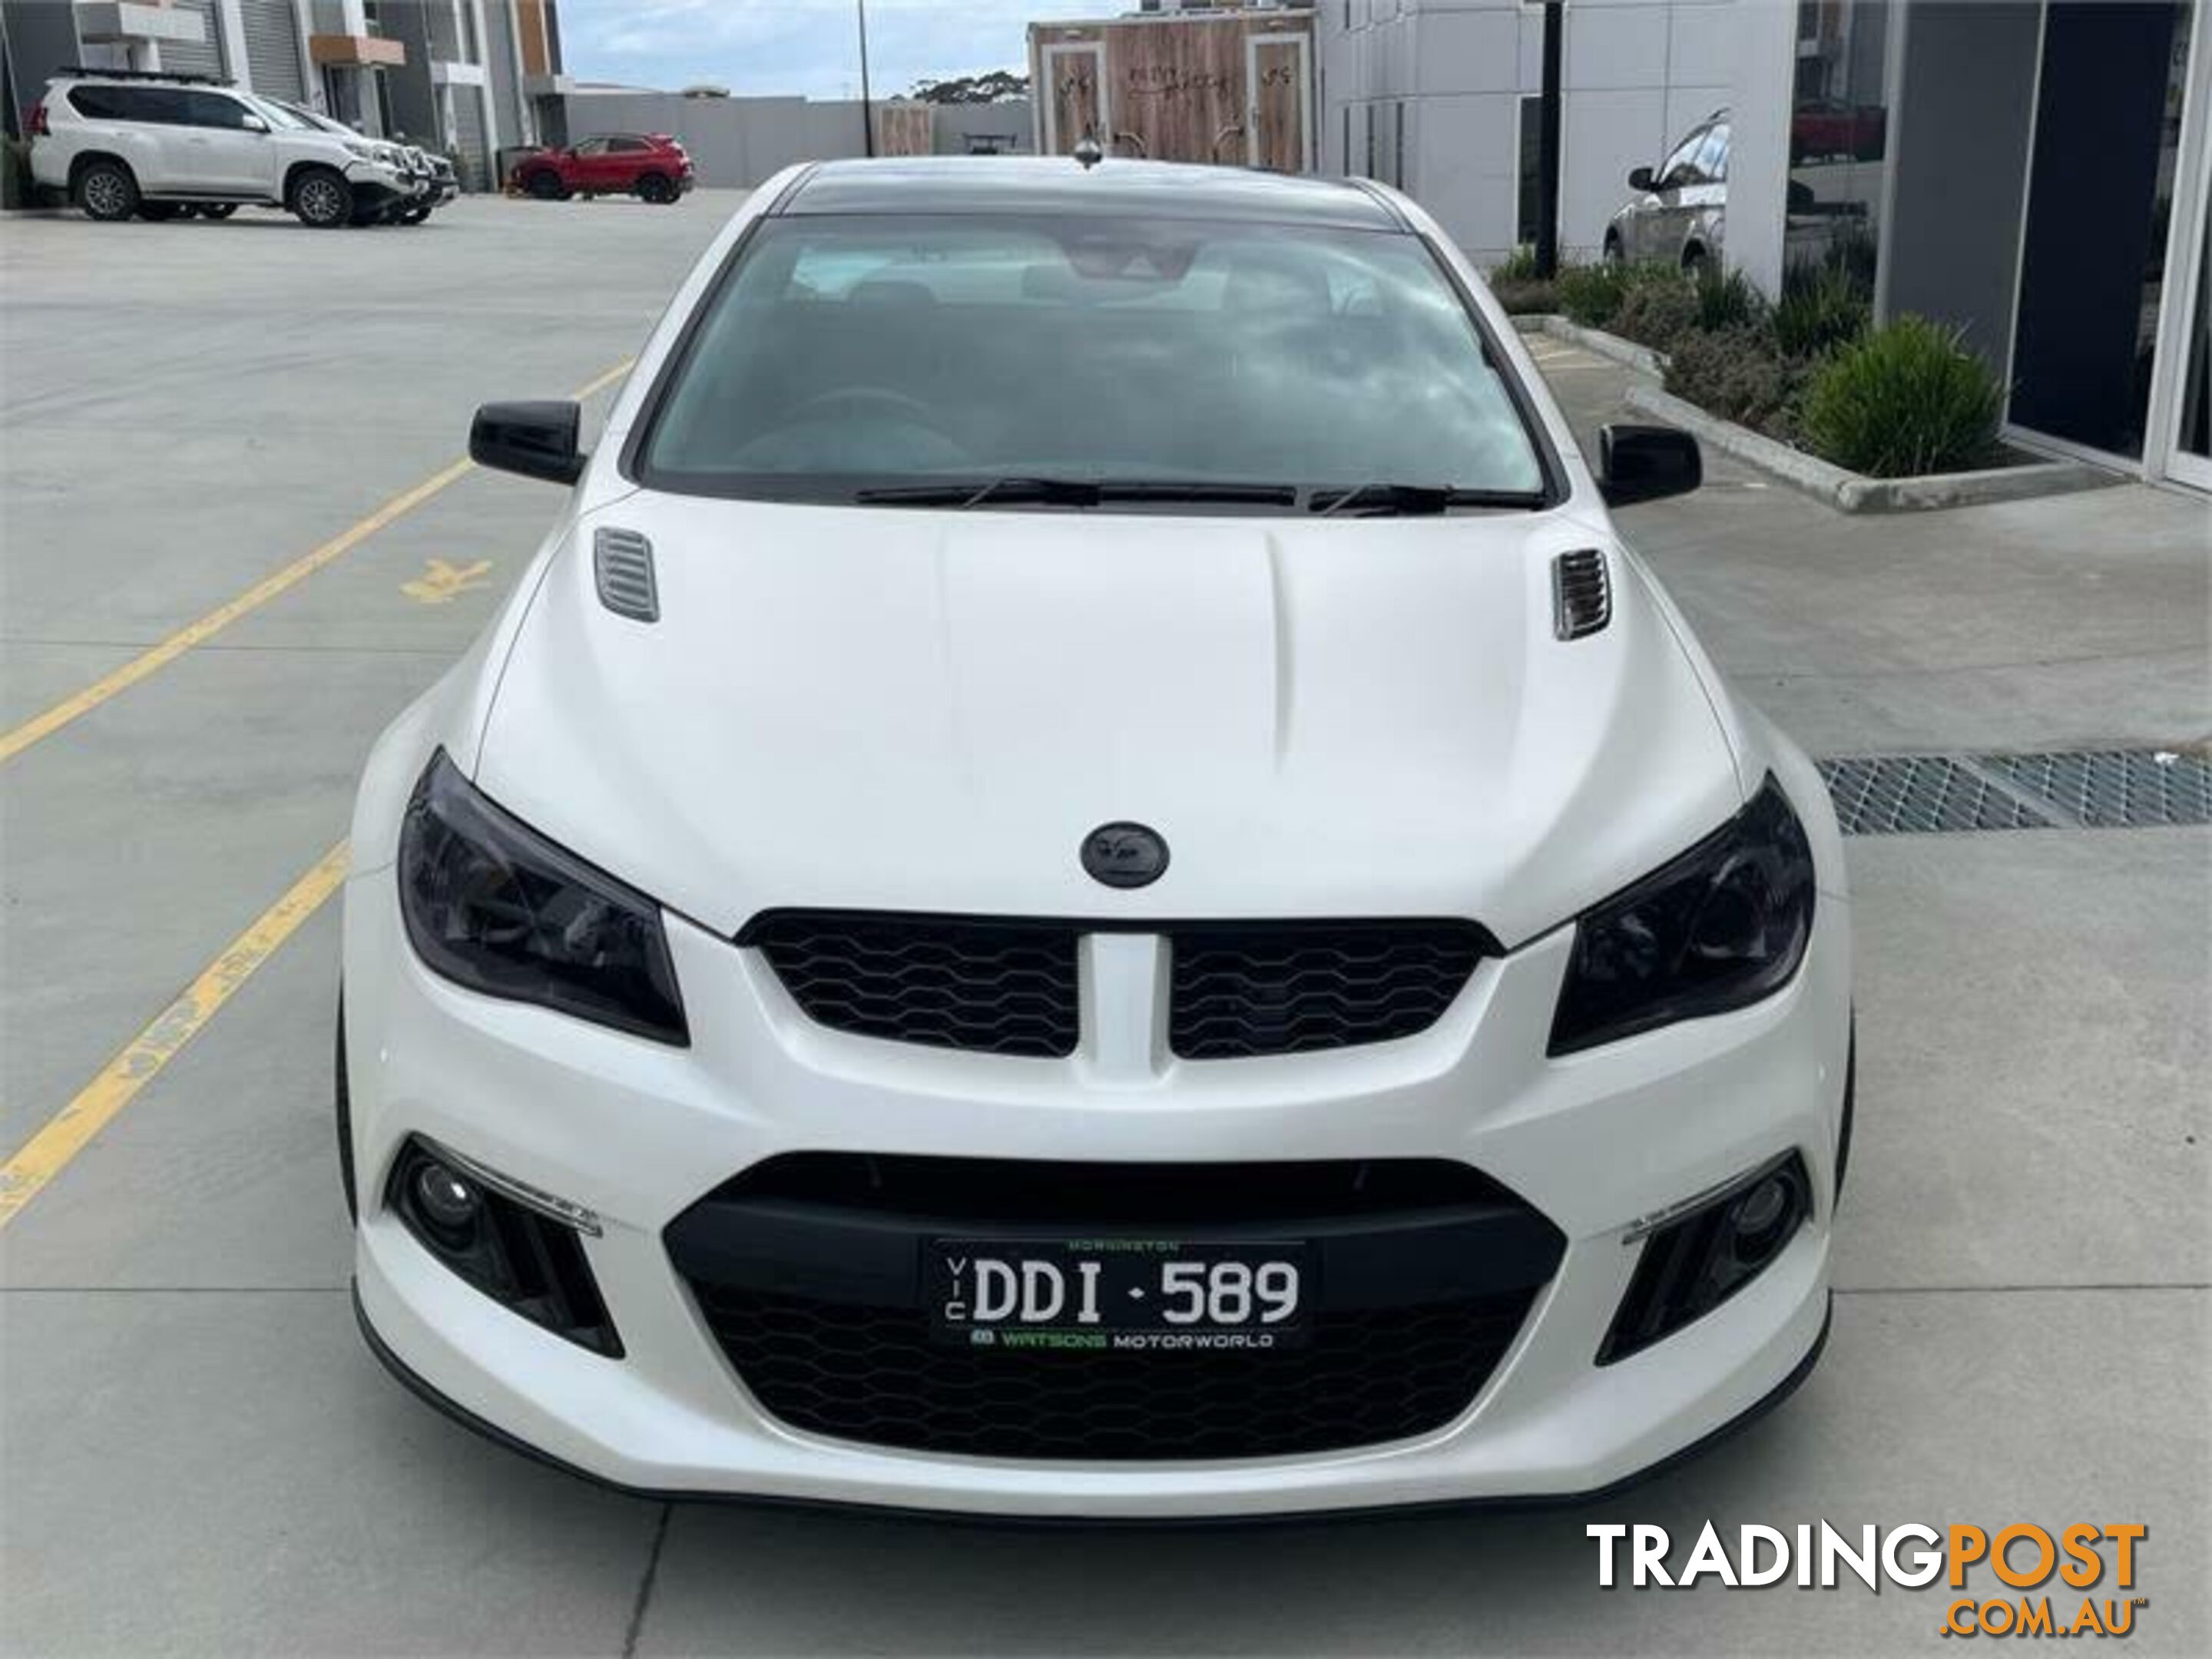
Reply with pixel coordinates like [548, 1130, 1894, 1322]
[929, 1237, 1314, 1350]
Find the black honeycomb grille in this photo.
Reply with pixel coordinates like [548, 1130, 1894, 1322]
[747, 912, 1078, 1058]
[1169, 923, 1488, 1059]
[698, 1286, 1535, 1461]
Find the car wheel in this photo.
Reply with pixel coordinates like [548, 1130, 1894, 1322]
[75, 158, 139, 223]
[637, 173, 673, 204]
[291, 167, 352, 229]
[399, 204, 432, 225]
[526, 169, 566, 200]
[1681, 243, 1708, 277]
[334, 998, 358, 1224]
[1601, 233, 1623, 266]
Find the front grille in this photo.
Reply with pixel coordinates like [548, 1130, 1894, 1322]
[746, 912, 1079, 1058]
[743, 913, 1490, 1061]
[669, 1153, 1563, 1463]
[697, 1285, 1536, 1460]
[1169, 922, 1488, 1059]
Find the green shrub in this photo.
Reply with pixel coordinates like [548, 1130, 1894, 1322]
[1694, 266, 1767, 334]
[1492, 244, 1543, 283]
[1555, 260, 1677, 329]
[1664, 326, 1810, 440]
[1773, 260, 1871, 359]
[1488, 276, 1561, 316]
[1798, 316, 2005, 476]
[1609, 275, 1701, 351]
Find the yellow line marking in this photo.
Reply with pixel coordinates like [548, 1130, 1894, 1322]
[400, 557, 495, 604]
[0, 840, 351, 1230]
[0, 356, 634, 767]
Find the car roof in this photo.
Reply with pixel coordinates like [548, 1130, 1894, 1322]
[780, 157, 1406, 230]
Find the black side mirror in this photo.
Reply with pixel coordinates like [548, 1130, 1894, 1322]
[1628, 164, 1655, 191]
[1599, 423, 1701, 508]
[470, 400, 584, 485]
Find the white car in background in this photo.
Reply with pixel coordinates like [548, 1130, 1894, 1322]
[340, 157, 1853, 1518]
[28, 68, 413, 227]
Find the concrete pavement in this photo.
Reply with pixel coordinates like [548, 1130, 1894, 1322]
[2, 208, 2205, 1657]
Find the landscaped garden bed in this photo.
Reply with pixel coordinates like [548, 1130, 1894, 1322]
[1487, 247, 2117, 514]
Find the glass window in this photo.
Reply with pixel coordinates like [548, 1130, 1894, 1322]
[1659, 124, 1710, 188]
[69, 85, 189, 124]
[639, 214, 1547, 503]
[1696, 122, 1730, 183]
[1515, 95, 1542, 243]
[184, 91, 257, 131]
[608, 136, 649, 153]
[574, 137, 609, 156]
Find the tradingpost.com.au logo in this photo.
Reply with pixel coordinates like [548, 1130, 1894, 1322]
[1589, 1522, 2150, 1637]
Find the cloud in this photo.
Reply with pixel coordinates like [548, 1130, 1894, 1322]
[558, 0, 1104, 99]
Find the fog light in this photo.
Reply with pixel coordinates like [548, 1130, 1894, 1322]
[412, 1161, 480, 1233]
[1599, 1151, 1813, 1364]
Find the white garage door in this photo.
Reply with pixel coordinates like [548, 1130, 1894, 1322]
[240, 0, 306, 105]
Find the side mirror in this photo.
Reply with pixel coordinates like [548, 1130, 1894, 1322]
[1599, 423, 1701, 508]
[1628, 165, 1655, 191]
[241, 114, 268, 134]
[470, 400, 585, 485]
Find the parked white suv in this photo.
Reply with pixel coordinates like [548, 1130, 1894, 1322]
[28, 68, 413, 228]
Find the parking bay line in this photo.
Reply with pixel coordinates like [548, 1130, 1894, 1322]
[0, 357, 634, 768]
[0, 840, 350, 1230]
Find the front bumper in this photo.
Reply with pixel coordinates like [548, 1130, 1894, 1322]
[343, 869, 1849, 1518]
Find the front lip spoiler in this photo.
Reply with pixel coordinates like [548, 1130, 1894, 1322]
[351, 1283, 1831, 1528]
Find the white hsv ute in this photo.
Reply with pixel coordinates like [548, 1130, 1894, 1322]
[341, 157, 1853, 1518]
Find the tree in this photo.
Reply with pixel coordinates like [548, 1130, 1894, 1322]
[907, 70, 1028, 105]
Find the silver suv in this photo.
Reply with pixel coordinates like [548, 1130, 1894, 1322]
[28, 68, 413, 227]
[1604, 110, 1729, 273]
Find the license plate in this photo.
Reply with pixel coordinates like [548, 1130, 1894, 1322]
[928, 1237, 1311, 1351]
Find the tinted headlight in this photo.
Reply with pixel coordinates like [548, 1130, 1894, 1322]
[398, 750, 688, 1044]
[1550, 775, 1814, 1055]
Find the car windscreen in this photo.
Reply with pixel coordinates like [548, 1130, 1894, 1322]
[635, 214, 1549, 506]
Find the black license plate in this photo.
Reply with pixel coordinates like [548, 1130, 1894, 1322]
[928, 1237, 1312, 1351]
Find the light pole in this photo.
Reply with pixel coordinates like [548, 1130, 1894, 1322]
[856, 0, 876, 157]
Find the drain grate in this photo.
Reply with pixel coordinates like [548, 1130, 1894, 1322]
[1816, 757, 2055, 835]
[1975, 750, 2212, 829]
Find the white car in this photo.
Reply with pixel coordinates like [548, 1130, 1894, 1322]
[342, 158, 1853, 1518]
[28, 68, 413, 227]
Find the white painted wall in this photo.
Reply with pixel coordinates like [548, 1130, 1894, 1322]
[1319, 0, 1737, 267]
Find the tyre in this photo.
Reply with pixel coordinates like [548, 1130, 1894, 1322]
[399, 204, 432, 225]
[75, 158, 139, 222]
[290, 167, 352, 228]
[525, 168, 566, 201]
[1681, 243, 1708, 277]
[637, 172, 673, 204]
[134, 202, 180, 221]
[200, 202, 237, 220]
[335, 999, 358, 1224]
[1601, 233, 1623, 265]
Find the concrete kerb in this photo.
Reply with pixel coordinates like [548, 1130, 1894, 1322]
[1510, 312, 2124, 513]
[1622, 382, 2121, 514]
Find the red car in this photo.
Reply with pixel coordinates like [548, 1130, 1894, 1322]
[513, 134, 694, 204]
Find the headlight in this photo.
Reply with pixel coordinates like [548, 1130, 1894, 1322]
[398, 750, 688, 1044]
[1549, 775, 1814, 1055]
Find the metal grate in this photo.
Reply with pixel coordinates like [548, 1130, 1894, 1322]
[1551, 549, 1611, 641]
[593, 528, 659, 622]
[1816, 756, 2055, 835]
[1975, 750, 2212, 829]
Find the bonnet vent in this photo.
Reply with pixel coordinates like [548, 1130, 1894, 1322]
[1551, 548, 1610, 641]
[594, 527, 659, 623]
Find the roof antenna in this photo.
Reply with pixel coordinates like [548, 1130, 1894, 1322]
[1072, 134, 1104, 170]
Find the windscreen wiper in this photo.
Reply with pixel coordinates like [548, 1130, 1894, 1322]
[854, 478, 1300, 509]
[1308, 483, 1549, 518]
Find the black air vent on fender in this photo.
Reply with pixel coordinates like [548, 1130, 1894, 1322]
[1552, 548, 1610, 640]
[594, 527, 658, 623]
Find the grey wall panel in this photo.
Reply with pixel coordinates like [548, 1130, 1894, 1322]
[1877, 0, 2041, 370]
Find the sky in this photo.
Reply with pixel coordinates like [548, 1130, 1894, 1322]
[555, 0, 1108, 102]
